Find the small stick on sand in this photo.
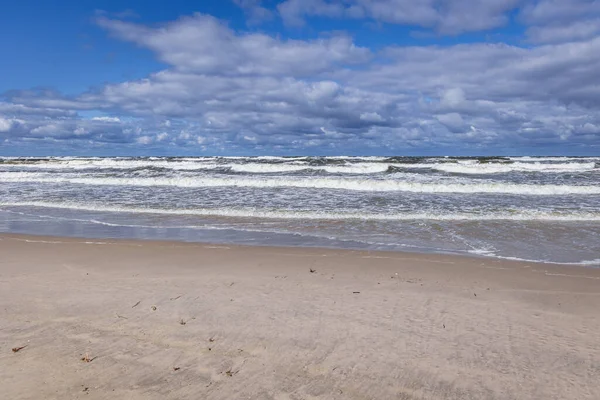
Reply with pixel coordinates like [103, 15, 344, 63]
[81, 353, 97, 363]
[12, 346, 27, 353]
[132, 301, 141, 308]
[170, 295, 182, 301]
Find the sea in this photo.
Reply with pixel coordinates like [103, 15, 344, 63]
[1, 156, 599, 266]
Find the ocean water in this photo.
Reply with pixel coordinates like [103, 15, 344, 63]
[1, 155, 599, 266]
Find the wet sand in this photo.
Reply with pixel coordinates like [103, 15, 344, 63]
[1, 234, 599, 399]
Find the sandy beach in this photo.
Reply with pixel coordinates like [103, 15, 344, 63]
[1, 234, 599, 400]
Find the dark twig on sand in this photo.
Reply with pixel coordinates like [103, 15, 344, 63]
[170, 295, 182, 301]
[132, 301, 141, 308]
[310, 268, 316, 273]
[173, 367, 181, 371]
[12, 346, 27, 353]
[81, 353, 97, 363]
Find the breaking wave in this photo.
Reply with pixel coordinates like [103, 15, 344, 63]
[2, 201, 600, 221]
[1, 172, 599, 195]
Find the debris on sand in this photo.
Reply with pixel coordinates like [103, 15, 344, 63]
[173, 367, 181, 371]
[12, 346, 27, 353]
[151, 305, 157, 311]
[81, 353, 97, 363]
[179, 318, 187, 325]
[132, 300, 141, 308]
[310, 268, 316, 273]
[170, 295, 182, 301]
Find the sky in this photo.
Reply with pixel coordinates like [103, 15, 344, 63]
[1, 0, 600, 156]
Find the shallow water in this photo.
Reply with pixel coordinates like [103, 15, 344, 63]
[1, 155, 599, 265]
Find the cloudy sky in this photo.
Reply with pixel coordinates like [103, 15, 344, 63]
[1, 0, 600, 156]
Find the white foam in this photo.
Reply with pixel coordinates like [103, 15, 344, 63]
[3, 157, 597, 175]
[2, 201, 600, 221]
[229, 163, 390, 174]
[0, 159, 222, 171]
[390, 161, 597, 174]
[321, 163, 390, 174]
[468, 249, 600, 267]
[229, 164, 309, 173]
[509, 156, 600, 162]
[1, 159, 391, 174]
[431, 162, 597, 174]
[1, 172, 599, 195]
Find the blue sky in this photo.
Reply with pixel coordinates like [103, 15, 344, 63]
[1, 0, 600, 156]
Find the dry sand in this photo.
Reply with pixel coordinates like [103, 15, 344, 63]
[1, 233, 599, 399]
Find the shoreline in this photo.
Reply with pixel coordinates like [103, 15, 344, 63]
[2, 228, 599, 269]
[2, 232, 599, 399]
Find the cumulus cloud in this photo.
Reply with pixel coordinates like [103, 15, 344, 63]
[2, 6, 600, 154]
[0, 118, 14, 132]
[522, 0, 600, 43]
[91, 116, 121, 122]
[233, 0, 274, 24]
[136, 135, 153, 145]
[277, 0, 523, 34]
[436, 113, 467, 133]
[526, 18, 600, 44]
[96, 14, 370, 77]
[520, 0, 600, 25]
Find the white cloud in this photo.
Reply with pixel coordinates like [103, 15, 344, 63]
[91, 116, 121, 122]
[440, 88, 466, 109]
[178, 131, 191, 140]
[527, 17, 600, 44]
[136, 135, 153, 145]
[277, 0, 523, 34]
[3, 9, 600, 153]
[233, 0, 274, 24]
[97, 14, 370, 76]
[30, 124, 61, 135]
[436, 113, 466, 133]
[156, 132, 169, 142]
[74, 127, 88, 135]
[0, 118, 13, 132]
[520, 0, 600, 24]
[360, 112, 384, 122]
